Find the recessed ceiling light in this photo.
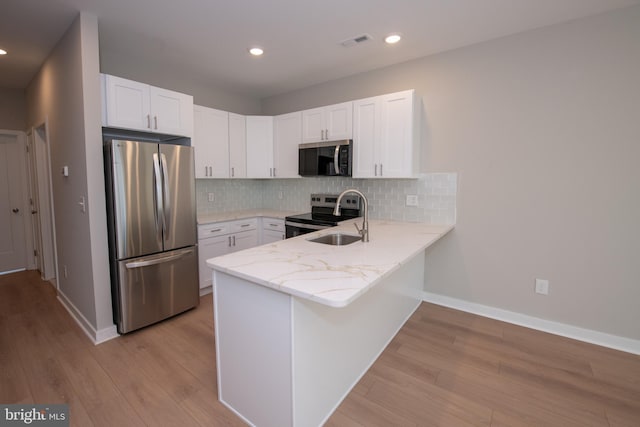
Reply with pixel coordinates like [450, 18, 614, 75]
[384, 34, 402, 44]
[0, 49, 7, 55]
[248, 47, 264, 56]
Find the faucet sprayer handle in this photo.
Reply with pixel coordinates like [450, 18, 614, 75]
[353, 222, 362, 235]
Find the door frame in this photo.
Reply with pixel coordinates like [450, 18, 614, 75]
[25, 120, 59, 287]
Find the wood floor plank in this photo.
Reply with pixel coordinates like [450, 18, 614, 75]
[329, 388, 418, 427]
[436, 366, 609, 427]
[367, 354, 492, 426]
[0, 313, 33, 403]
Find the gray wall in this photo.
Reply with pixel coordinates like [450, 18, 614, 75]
[262, 6, 640, 340]
[100, 50, 262, 115]
[0, 88, 26, 131]
[26, 12, 113, 335]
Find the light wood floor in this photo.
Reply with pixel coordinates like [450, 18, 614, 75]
[1, 271, 639, 426]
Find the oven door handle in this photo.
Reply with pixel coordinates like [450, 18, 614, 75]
[285, 221, 331, 231]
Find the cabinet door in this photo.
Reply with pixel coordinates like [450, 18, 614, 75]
[229, 113, 247, 178]
[325, 101, 353, 140]
[198, 235, 230, 289]
[378, 90, 415, 178]
[193, 106, 229, 178]
[231, 230, 259, 252]
[301, 107, 324, 143]
[104, 75, 151, 131]
[262, 229, 284, 244]
[352, 96, 379, 178]
[273, 112, 301, 178]
[149, 86, 193, 137]
[246, 116, 274, 178]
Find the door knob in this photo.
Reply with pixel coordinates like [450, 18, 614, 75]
[12, 208, 19, 213]
[32, 210, 38, 214]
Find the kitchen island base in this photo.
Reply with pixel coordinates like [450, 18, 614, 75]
[213, 254, 424, 427]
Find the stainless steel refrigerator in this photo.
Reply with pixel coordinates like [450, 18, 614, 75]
[104, 139, 199, 334]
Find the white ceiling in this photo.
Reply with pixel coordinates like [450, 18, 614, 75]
[1, 0, 638, 98]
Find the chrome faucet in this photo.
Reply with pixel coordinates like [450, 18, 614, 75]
[334, 189, 369, 242]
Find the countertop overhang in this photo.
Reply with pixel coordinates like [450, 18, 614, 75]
[206, 220, 454, 307]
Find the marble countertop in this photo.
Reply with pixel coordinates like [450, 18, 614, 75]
[198, 209, 301, 225]
[207, 219, 454, 308]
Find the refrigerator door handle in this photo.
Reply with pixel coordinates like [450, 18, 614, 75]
[152, 153, 163, 243]
[125, 248, 195, 269]
[160, 153, 171, 241]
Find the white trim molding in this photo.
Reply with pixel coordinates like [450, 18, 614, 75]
[422, 292, 640, 356]
[57, 291, 119, 345]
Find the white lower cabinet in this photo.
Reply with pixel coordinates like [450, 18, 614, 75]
[198, 219, 258, 292]
[261, 218, 285, 243]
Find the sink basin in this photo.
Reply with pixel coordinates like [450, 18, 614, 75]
[307, 233, 362, 246]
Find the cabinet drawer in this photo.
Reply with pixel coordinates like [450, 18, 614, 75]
[229, 218, 258, 233]
[262, 218, 285, 232]
[198, 222, 231, 239]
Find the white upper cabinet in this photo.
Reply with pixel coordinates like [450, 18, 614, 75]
[353, 90, 419, 178]
[246, 116, 274, 178]
[301, 101, 352, 143]
[229, 113, 247, 178]
[193, 106, 229, 179]
[273, 111, 302, 178]
[101, 74, 193, 137]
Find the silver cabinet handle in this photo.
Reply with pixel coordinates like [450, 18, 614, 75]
[209, 228, 222, 233]
[147, 114, 151, 129]
[154, 116, 158, 130]
[325, 129, 329, 140]
[380, 164, 383, 176]
[228, 236, 232, 246]
[232, 235, 236, 246]
[273, 167, 276, 177]
[204, 166, 208, 177]
[231, 167, 234, 177]
[269, 223, 278, 227]
[374, 164, 378, 176]
[209, 166, 212, 176]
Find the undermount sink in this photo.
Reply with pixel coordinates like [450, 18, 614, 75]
[307, 233, 362, 246]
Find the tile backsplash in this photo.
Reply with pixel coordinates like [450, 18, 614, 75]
[196, 173, 457, 225]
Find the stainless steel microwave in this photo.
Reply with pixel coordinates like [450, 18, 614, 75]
[298, 140, 352, 177]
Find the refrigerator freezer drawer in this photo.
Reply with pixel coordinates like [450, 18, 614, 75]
[115, 247, 199, 333]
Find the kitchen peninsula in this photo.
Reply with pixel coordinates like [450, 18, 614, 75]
[207, 219, 453, 426]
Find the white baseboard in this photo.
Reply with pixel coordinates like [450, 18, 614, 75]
[57, 291, 119, 345]
[422, 292, 640, 356]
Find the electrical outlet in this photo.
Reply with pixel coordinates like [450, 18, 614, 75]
[406, 195, 419, 206]
[535, 278, 549, 295]
[208, 192, 215, 202]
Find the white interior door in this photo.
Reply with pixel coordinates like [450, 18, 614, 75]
[0, 132, 27, 273]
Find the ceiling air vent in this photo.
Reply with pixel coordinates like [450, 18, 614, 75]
[340, 34, 373, 48]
